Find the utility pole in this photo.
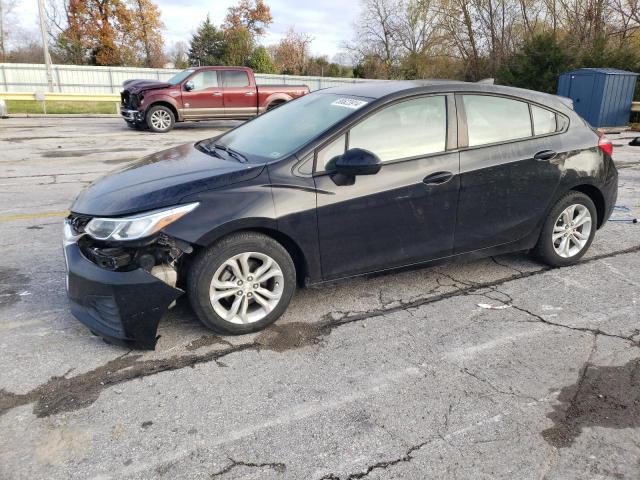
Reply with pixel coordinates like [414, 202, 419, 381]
[0, 0, 5, 62]
[37, 0, 53, 91]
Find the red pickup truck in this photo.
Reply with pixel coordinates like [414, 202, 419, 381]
[120, 66, 310, 132]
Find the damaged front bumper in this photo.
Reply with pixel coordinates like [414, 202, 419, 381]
[120, 108, 144, 123]
[64, 223, 183, 349]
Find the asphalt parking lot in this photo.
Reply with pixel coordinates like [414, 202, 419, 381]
[0, 116, 639, 479]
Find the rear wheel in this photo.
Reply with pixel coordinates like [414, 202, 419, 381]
[146, 105, 175, 133]
[533, 191, 597, 267]
[187, 232, 296, 334]
[266, 101, 285, 111]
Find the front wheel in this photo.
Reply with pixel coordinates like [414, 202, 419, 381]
[533, 191, 597, 267]
[187, 232, 296, 334]
[146, 105, 175, 133]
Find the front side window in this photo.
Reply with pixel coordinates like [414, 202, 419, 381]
[531, 105, 557, 135]
[190, 70, 218, 91]
[349, 96, 447, 162]
[223, 71, 250, 87]
[463, 95, 532, 146]
[317, 134, 346, 171]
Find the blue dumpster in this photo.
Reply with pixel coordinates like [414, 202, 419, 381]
[557, 68, 638, 128]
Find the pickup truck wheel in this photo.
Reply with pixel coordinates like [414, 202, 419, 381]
[266, 101, 285, 111]
[187, 232, 296, 335]
[146, 105, 175, 133]
[125, 121, 144, 130]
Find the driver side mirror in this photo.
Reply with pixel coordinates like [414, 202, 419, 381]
[184, 80, 194, 91]
[334, 148, 382, 176]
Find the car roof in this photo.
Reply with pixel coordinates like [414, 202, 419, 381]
[318, 80, 570, 111]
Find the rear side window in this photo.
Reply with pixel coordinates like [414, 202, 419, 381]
[531, 105, 557, 135]
[223, 70, 250, 87]
[463, 95, 531, 146]
[349, 96, 447, 162]
[190, 70, 218, 91]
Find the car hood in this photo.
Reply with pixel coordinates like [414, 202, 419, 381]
[122, 79, 171, 94]
[71, 143, 265, 217]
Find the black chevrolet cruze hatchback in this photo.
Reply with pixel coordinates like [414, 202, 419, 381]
[64, 81, 618, 348]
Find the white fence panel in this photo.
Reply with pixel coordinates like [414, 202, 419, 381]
[0, 63, 382, 94]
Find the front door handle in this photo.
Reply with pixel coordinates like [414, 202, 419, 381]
[423, 171, 453, 185]
[534, 150, 556, 161]
[212, 92, 222, 97]
[245, 91, 255, 96]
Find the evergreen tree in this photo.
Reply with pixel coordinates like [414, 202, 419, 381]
[188, 15, 226, 66]
[246, 46, 275, 73]
[497, 32, 570, 94]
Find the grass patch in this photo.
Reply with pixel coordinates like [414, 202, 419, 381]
[5, 100, 118, 115]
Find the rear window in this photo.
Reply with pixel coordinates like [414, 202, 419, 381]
[463, 95, 532, 146]
[531, 105, 557, 135]
[222, 71, 250, 87]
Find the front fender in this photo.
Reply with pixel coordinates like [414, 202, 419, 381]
[141, 93, 182, 118]
[162, 167, 277, 246]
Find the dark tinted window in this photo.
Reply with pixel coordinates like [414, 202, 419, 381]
[349, 96, 447, 162]
[463, 95, 532, 146]
[190, 70, 218, 91]
[223, 70, 250, 87]
[531, 105, 557, 135]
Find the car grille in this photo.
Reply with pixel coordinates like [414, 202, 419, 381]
[120, 92, 139, 109]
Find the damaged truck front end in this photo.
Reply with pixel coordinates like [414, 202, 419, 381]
[63, 205, 198, 349]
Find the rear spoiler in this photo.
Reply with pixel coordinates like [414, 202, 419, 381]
[555, 95, 574, 110]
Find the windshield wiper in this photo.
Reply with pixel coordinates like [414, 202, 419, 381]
[198, 141, 224, 159]
[212, 143, 247, 163]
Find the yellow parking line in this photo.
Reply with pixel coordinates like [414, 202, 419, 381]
[0, 211, 69, 222]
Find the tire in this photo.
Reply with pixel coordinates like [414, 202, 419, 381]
[266, 101, 285, 111]
[533, 191, 597, 267]
[125, 121, 143, 130]
[187, 232, 296, 334]
[146, 105, 175, 133]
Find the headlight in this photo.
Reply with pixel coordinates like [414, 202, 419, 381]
[85, 203, 199, 241]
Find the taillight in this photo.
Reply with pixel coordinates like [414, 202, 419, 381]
[598, 135, 613, 157]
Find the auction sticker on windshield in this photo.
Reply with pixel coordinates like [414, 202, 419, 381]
[331, 98, 368, 109]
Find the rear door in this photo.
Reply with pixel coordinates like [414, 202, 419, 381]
[454, 94, 565, 253]
[314, 94, 460, 280]
[220, 70, 257, 118]
[180, 69, 223, 119]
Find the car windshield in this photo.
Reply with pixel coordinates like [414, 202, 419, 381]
[167, 69, 194, 85]
[212, 93, 373, 162]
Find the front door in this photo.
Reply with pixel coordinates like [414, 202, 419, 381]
[180, 70, 223, 119]
[220, 70, 256, 118]
[314, 95, 460, 280]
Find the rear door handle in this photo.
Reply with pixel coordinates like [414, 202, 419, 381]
[534, 150, 556, 161]
[423, 171, 453, 185]
[212, 92, 222, 97]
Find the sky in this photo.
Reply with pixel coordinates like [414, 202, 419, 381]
[12, 0, 362, 60]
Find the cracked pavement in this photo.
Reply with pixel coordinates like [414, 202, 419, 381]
[0, 117, 639, 479]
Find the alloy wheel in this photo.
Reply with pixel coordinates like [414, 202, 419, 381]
[209, 252, 284, 324]
[150, 109, 171, 130]
[552, 204, 592, 258]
